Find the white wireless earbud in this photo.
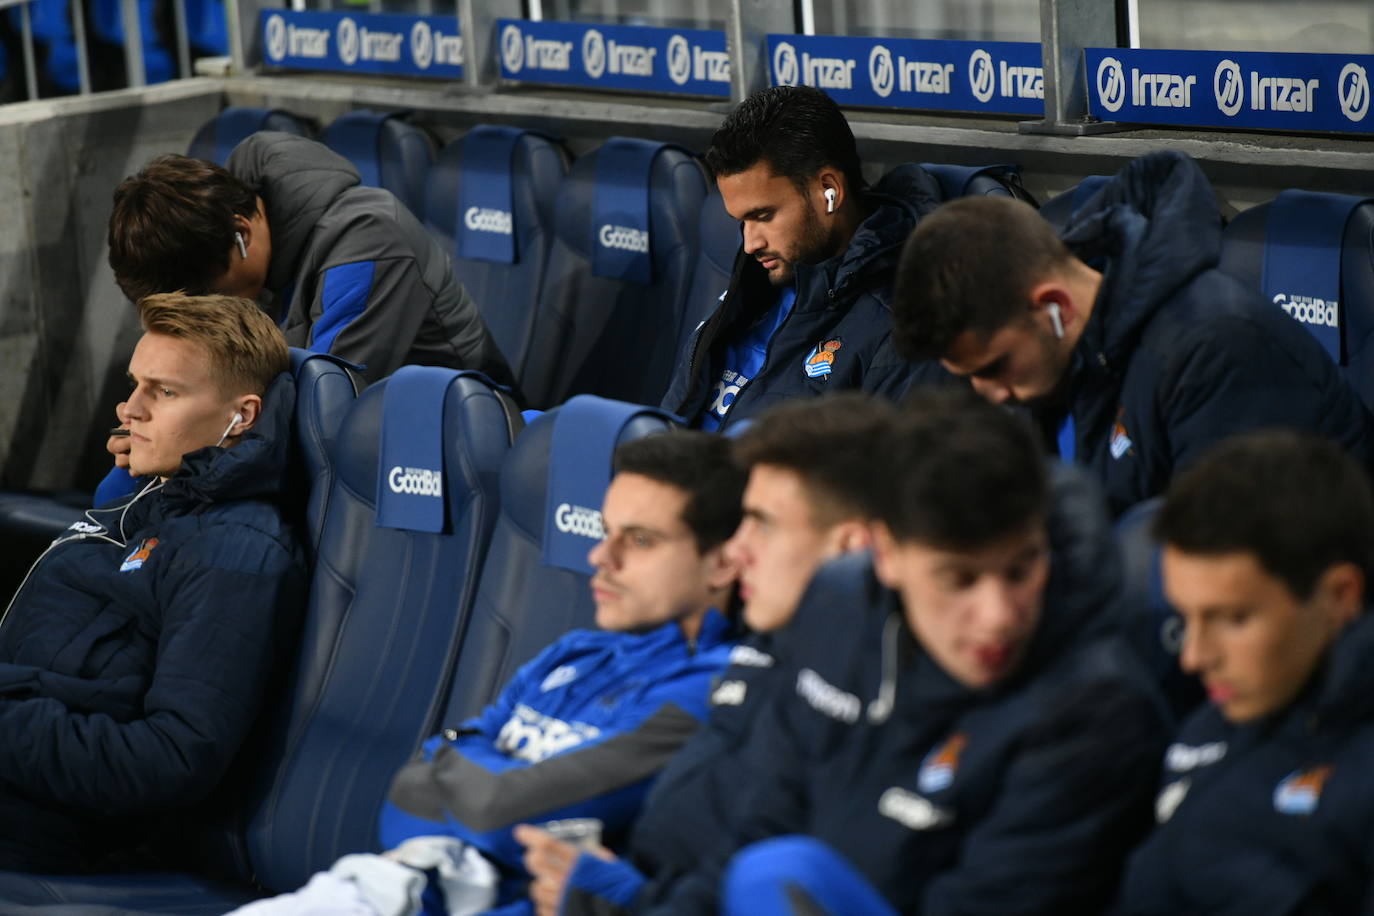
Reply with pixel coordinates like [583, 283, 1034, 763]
[824, 187, 837, 214]
[1047, 303, 1065, 340]
[235, 231, 248, 260]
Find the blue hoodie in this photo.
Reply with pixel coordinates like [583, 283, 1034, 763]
[661, 165, 950, 430]
[1054, 151, 1373, 516]
[1117, 611, 1374, 916]
[0, 372, 307, 873]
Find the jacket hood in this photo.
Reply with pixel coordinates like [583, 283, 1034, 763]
[826, 164, 944, 302]
[135, 371, 297, 521]
[226, 132, 361, 293]
[1060, 151, 1224, 367]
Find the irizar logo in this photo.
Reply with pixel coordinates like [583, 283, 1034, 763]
[970, 49, 996, 102]
[1100, 55, 1196, 112]
[496, 703, 600, 763]
[464, 206, 513, 235]
[893, 52, 954, 97]
[277, 17, 329, 60]
[796, 668, 861, 724]
[410, 21, 461, 71]
[1339, 63, 1370, 122]
[554, 503, 605, 539]
[1214, 59, 1244, 116]
[265, 14, 288, 62]
[336, 17, 359, 66]
[388, 465, 443, 498]
[598, 223, 649, 253]
[690, 41, 730, 84]
[519, 32, 573, 73]
[878, 787, 953, 831]
[869, 45, 895, 98]
[500, 23, 524, 73]
[607, 38, 657, 77]
[582, 29, 606, 78]
[773, 41, 800, 86]
[1096, 56, 1126, 112]
[667, 34, 692, 85]
[772, 42, 856, 91]
[1274, 292, 1339, 328]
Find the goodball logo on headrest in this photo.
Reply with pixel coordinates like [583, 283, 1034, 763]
[555, 503, 605, 539]
[389, 466, 443, 498]
[599, 224, 649, 253]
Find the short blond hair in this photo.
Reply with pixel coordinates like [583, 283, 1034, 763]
[138, 293, 289, 396]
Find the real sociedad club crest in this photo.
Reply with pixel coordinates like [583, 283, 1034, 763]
[803, 338, 842, 379]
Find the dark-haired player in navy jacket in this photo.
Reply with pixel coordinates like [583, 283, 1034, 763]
[716, 389, 1170, 916]
[1116, 430, 1374, 915]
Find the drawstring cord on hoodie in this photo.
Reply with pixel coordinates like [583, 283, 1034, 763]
[867, 612, 901, 724]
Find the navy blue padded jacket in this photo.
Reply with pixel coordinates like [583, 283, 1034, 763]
[661, 164, 950, 429]
[1117, 611, 1374, 916]
[0, 373, 307, 872]
[1052, 150, 1374, 517]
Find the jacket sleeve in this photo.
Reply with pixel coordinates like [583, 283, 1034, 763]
[919, 680, 1167, 916]
[560, 853, 647, 916]
[860, 334, 959, 403]
[307, 257, 433, 383]
[0, 526, 303, 813]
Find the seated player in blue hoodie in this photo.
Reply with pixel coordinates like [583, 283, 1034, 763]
[375, 431, 745, 912]
[1116, 431, 1374, 915]
[715, 388, 1170, 916]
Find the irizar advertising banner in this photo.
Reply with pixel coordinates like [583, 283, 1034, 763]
[766, 34, 1044, 116]
[1086, 48, 1373, 133]
[495, 19, 730, 97]
[262, 9, 463, 78]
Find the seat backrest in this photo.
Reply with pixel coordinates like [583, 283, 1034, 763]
[438, 398, 676, 722]
[425, 127, 569, 387]
[287, 349, 359, 562]
[1219, 191, 1374, 413]
[920, 162, 1036, 204]
[1115, 498, 1202, 723]
[680, 189, 740, 357]
[236, 370, 518, 891]
[1039, 175, 1111, 232]
[188, 107, 312, 165]
[522, 139, 709, 409]
[322, 110, 436, 220]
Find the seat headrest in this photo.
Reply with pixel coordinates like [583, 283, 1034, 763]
[188, 106, 311, 165]
[699, 190, 741, 278]
[322, 110, 436, 218]
[921, 163, 1035, 204]
[542, 395, 679, 574]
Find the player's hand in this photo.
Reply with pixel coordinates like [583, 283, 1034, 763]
[107, 401, 132, 469]
[516, 824, 616, 916]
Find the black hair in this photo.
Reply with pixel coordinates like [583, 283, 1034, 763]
[875, 387, 1049, 548]
[892, 196, 1073, 360]
[1154, 430, 1374, 600]
[613, 430, 746, 552]
[704, 85, 865, 195]
[731, 392, 897, 527]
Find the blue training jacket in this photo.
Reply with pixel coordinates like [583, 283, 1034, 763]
[381, 611, 738, 873]
[660, 164, 950, 430]
[1117, 611, 1374, 915]
[1053, 151, 1374, 517]
[0, 373, 308, 873]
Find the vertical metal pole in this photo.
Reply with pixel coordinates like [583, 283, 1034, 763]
[526, 0, 542, 20]
[18, 0, 38, 100]
[460, 0, 520, 89]
[71, 0, 93, 93]
[171, 0, 192, 78]
[1019, 0, 1118, 134]
[797, 0, 813, 35]
[727, 0, 795, 103]
[120, 0, 147, 86]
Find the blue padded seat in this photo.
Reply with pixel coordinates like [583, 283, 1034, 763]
[1218, 192, 1374, 413]
[425, 128, 569, 390]
[187, 107, 312, 165]
[1115, 498, 1203, 724]
[438, 399, 675, 722]
[322, 110, 437, 220]
[1039, 175, 1111, 233]
[920, 163, 1036, 203]
[520, 140, 709, 409]
[679, 189, 740, 361]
